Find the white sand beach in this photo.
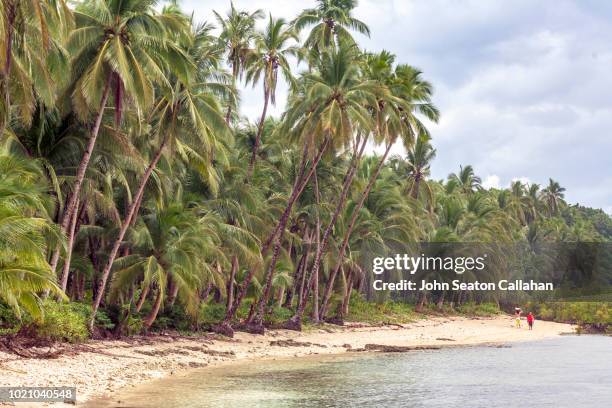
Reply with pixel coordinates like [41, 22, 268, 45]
[0, 316, 574, 406]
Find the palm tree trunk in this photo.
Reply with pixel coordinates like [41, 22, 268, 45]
[247, 88, 270, 179]
[220, 137, 330, 329]
[77, 271, 86, 301]
[225, 105, 232, 124]
[59, 199, 87, 292]
[248, 230, 283, 326]
[283, 253, 302, 308]
[226, 256, 237, 308]
[276, 286, 285, 308]
[135, 284, 149, 312]
[412, 175, 421, 199]
[90, 133, 168, 330]
[341, 269, 354, 317]
[143, 289, 163, 329]
[416, 291, 427, 312]
[288, 137, 368, 329]
[436, 291, 445, 310]
[50, 74, 112, 274]
[320, 142, 393, 319]
[284, 242, 307, 308]
[298, 235, 311, 306]
[59, 197, 80, 291]
[201, 282, 213, 302]
[225, 64, 239, 124]
[167, 281, 179, 306]
[260, 139, 313, 252]
[0, 1, 16, 136]
[250, 148, 327, 327]
[88, 234, 101, 301]
[310, 169, 321, 322]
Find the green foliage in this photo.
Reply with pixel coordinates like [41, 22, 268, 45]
[26, 301, 89, 343]
[153, 305, 193, 332]
[529, 301, 612, 325]
[455, 302, 501, 316]
[125, 316, 144, 336]
[94, 309, 115, 331]
[265, 306, 293, 324]
[347, 294, 416, 324]
[0, 302, 20, 328]
[0, 155, 64, 320]
[199, 303, 227, 325]
[0, 0, 610, 337]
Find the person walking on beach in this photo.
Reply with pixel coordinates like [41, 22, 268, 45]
[527, 312, 534, 330]
[514, 307, 522, 328]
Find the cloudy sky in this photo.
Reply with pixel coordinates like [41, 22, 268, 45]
[181, 0, 612, 213]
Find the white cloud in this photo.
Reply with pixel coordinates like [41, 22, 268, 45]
[482, 175, 501, 189]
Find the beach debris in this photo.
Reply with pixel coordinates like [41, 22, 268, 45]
[269, 339, 327, 348]
[358, 344, 443, 352]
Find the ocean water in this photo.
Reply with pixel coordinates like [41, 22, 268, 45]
[85, 336, 612, 408]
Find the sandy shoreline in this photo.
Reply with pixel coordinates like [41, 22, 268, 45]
[0, 315, 574, 406]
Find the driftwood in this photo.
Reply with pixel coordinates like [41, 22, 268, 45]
[357, 344, 443, 352]
[355, 342, 510, 352]
[269, 339, 327, 348]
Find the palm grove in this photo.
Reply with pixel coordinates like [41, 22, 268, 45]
[1, 0, 610, 339]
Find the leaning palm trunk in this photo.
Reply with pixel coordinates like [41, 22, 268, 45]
[143, 289, 163, 329]
[260, 140, 311, 253]
[135, 284, 149, 313]
[283, 246, 306, 308]
[250, 142, 332, 328]
[226, 256, 238, 308]
[50, 75, 113, 274]
[217, 138, 330, 335]
[246, 228, 285, 329]
[90, 134, 168, 330]
[310, 169, 322, 322]
[59, 197, 80, 291]
[286, 137, 368, 330]
[320, 142, 393, 319]
[247, 88, 270, 179]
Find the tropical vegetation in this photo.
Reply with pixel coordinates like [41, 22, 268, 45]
[0, 0, 610, 341]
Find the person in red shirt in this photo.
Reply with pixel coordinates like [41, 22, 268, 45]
[527, 312, 534, 330]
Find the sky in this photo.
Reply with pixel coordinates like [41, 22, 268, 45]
[181, 0, 612, 214]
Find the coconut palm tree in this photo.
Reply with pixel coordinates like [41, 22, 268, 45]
[90, 20, 230, 328]
[253, 45, 377, 330]
[525, 183, 541, 224]
[0, 154, 65, 319]
[245, 15, 298, 178]
[541, 178, 566, 216]
[110, 202, 222, 330]
[293, 0, 370, 51]
[0, 0, 71, 135]
[217, 47, 371, 334]
[214, 3, 263, 123]
[48, 0, 192, 275]
[403, 135, 437, 205]
[319, 56, 439, 321]
[448, 165, 481, 195]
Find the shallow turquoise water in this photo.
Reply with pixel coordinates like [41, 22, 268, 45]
[86, 336, 612, 407]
